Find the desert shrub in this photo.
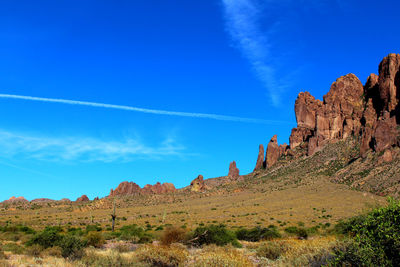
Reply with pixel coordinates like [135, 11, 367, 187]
[41, 246, 62, 258]
[284, 226, 308, 239]
[25, 244, 43, 257]
[27, 227, 63, 248]
[81, 249, 141, 267]
[331, 198, 400, 266]
[118, 224, 152, 243]
[333, 214, 367, 235]
[190, 224, 241, 247]
[136, 244, 188, 267]
[235, 226, 281, 242]
[27, 227, 86, 259]
[57, 235, 86, 259]
[2, 243, 24, 254]
[85, 231, 105, 248]
[193, 245, 253, 267]
[160, 226, 187, 246]
[256, 241, 287, 260]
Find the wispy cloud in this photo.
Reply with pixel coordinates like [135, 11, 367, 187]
[221, 0, 289, 106]
[0, 129, 186, 163]
[0, 94, 289, 125]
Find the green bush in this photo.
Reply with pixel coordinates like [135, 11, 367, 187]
[27, 227, 86, 259]
[57, 235, 86, 259]
[235, 226, 281, 242]
[190, 224, 241, 247]
[118, 224, 152, 243]
[331, 198, 400, 266]
[27, 227, 63, 249]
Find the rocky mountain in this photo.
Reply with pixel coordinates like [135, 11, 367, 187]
[255, 53, 400, 170]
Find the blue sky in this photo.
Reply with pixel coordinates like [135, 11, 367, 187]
[0, 0, 399, 201]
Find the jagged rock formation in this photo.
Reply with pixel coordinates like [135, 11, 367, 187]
[109, 181, 176, 197]
[228, 161, 240, 180]
[254, 53, 400, 170]
[76, 195, 90, 202]
[143, 182, 176, 194]
[190, 175, 206, 192]
[266, 135, 279, 168]
[254, 144, 265, 171]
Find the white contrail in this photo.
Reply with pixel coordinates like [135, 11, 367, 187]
[0, 93, 288, 125]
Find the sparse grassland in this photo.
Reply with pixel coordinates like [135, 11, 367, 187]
[0, 138, 398, 266]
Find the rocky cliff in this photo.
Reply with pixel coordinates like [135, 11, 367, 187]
[255, 53, 400, 170]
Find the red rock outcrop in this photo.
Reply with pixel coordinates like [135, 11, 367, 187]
[266, 135, 279, 168]
[254, 144, 265, 170]
[190, 175, 206, 192]
[110, 181, 141, 197]
[142, 182, 176, 194]
[76, 195, 89, 202]
[228, 161, 240, 180]
[261, 53, 400, 161]
[109, 181, 176, 197]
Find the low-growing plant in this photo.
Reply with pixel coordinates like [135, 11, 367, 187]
[118, 224, 152, 243]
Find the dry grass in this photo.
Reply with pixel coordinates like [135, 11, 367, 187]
[189, 245, 255, 267]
